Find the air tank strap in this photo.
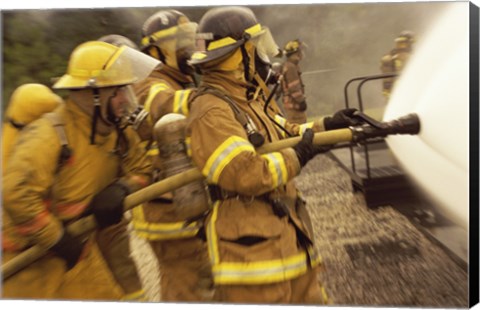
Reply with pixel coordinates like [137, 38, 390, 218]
[43, 112, 72, 167]
[191, 86, 265, 147]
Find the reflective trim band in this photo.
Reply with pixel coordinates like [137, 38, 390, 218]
[261, 152, 288, 188]
[290, 90, 304, 99]
[202, 136, 255, 184]
[206, 201, 221, 265]
[141, 27, 178, 46]
[131, 206, 199, 240]
[185, 136, 192, 157]
[15, 211, 50, 235]
[207, 24, 262, 51]
[121, 289, 146, 301]
[206, 201, 322, 285]
[212, 251, 314, 285]
[287, 79, 301, 88]
[144, 83, 169, 123]
[146, 142, 159, 157]
[104, 46, 125, 70]
[298, 122, 314, 135]
[173, 89, 192, 117]
[147, 147, 159, 157]
[274, 115, 287, 138]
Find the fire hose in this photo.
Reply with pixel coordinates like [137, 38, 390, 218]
[2, 113, 420, 280]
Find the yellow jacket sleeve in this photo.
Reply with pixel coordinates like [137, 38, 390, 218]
[187, 94, 301, 196]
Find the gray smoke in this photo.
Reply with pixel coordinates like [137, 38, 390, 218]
[249, 2, 451, 118]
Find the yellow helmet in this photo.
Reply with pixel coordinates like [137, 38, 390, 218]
[6, 83, 63, 126]
[283, 39, 304, 56]
[53, 41, 160, 89]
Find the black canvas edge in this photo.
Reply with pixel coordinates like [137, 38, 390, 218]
[470, 1, 480, 308]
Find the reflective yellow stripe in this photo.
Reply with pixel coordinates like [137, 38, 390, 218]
[142, 26, 178, 46]
[206, 199, 322, 285]
[298, 122, 314, 135]
[208, 24, 262, 50]
[212, 250, 318, 285]
[121, 289, 146, 301]
[185, 136, 192, 157]
[261, 152, 288, 188]
[144, 83, 169, 124]
[206, 201, 221, 265]
[131, 205, 199, 240]
[274, 115, 287, 138]
[202, 136, 254, 184]
[146, 142, 159, 157]
[105, 45, 125, 70]
[173, 89, 192, 117]
[321, 285, 329, 304]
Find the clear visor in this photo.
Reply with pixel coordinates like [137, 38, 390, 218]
[122, 85, 140, 117]
[92, 46, 160, 87]
[250, 27, 280, 64]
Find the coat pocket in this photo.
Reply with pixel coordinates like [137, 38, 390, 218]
[215, 215, 296, 263]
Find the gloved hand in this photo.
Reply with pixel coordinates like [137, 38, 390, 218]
[296, 100, 307, 112]
[323, 108, 360, 130]
[50, 231, 85, 270]
[293, 129, 332, 167]
[90, 181, 130, 229]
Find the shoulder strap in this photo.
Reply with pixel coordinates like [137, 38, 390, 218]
[191, 86, 265, 147]
[43, 112, 72, 167]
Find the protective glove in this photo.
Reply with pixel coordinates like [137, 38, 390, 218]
[293, 129, 332, 167]
[323, 108, 360, 130]
[296, 100, 307, 112]
[90, 181, 130, 229]
[50, 231, 85, 270]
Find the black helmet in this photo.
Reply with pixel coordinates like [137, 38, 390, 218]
[97, 34, 139, 50]
[189, 6, 259, 66]
[140, 10, 196, 51]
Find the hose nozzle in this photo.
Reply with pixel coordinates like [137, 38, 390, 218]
[351, 113, 421, 142]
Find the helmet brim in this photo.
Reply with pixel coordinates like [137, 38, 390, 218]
[188, 40, 243, 66]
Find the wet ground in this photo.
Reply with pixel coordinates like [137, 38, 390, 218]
[129, 152, 469, 307]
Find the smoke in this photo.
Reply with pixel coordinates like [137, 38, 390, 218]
[249, 2, 452, 117]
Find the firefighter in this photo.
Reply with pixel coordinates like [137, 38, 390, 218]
[128, 10, 214, 302]
[187, 6, 358, 304]
[93, 33, 155, 300]
[2, 41, 158, 301]
[2, 83, 63, 169]
[380, 30, 415, 99]
[281, 39, 308, 124]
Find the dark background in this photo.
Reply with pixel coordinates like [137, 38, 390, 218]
[1, 2, 450, 118]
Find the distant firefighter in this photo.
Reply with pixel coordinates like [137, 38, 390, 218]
[380, 31, 415, 99]
[281, 39, 308, 124]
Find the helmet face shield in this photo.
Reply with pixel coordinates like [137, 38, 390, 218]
[54, 44, 160, 89]
[250, 26, 280, 64]
[190, 23, 279, 66]
[94, 46, 160, 88]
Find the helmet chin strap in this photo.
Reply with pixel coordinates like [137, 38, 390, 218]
[90, 88, 101, 145]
